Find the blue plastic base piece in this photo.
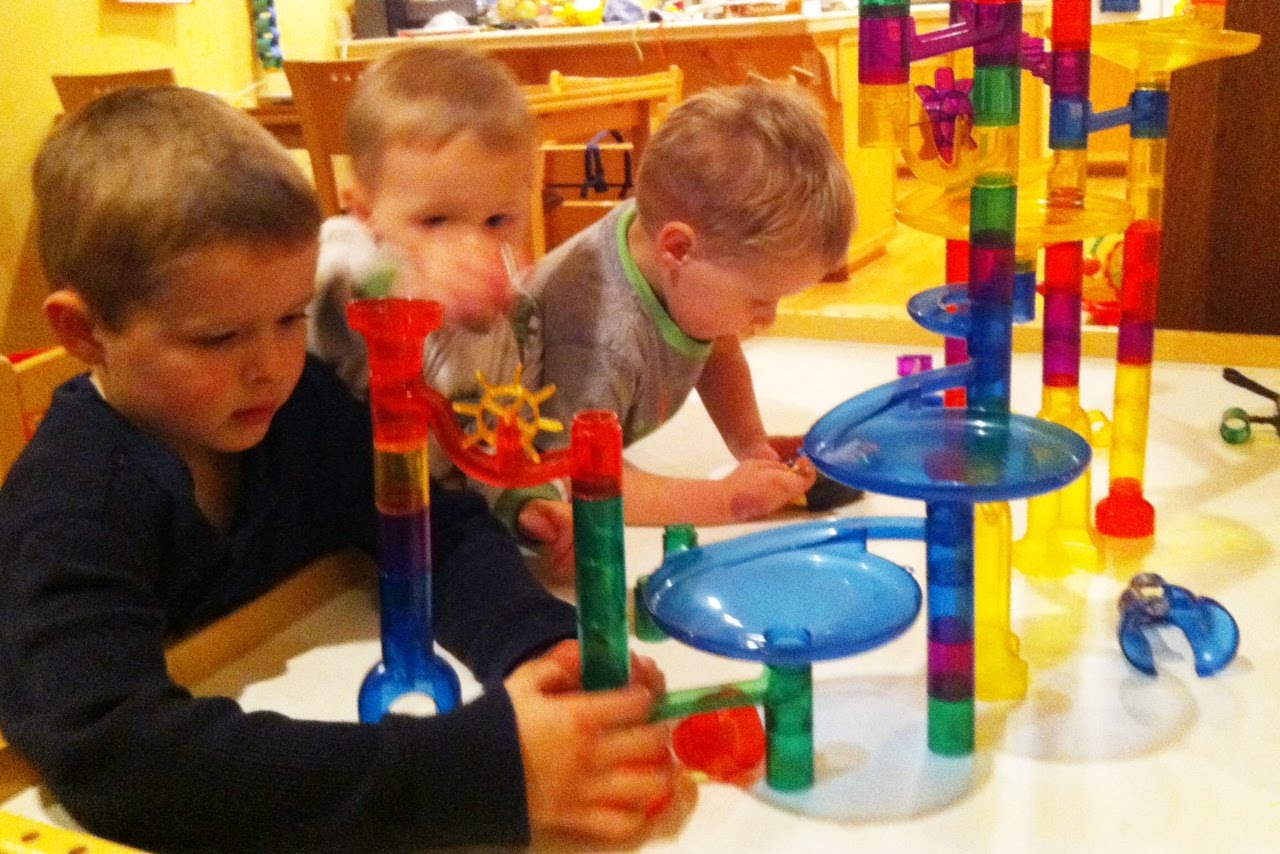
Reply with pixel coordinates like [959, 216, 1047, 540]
[1117, 573, 1240, 677]
[358, 656, 462, 723]
[908, 283, 970, 339]
[644, 517, 924, 666]
[805, 366, 1091, 504]
[1100, 0, 1141, 11]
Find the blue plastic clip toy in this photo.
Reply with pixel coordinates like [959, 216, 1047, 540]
[1117, 573, 1239, 677]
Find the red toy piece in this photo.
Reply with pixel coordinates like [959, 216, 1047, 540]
[671, 698, 766, 782]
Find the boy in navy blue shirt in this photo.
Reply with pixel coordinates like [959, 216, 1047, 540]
[0, 86, 673, 852]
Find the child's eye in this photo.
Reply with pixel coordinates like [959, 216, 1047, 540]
[484, 213, 511, 229]
[279, 310, 309, 329]
[418, 215, 448, 230]
[193, 331, 238, 349]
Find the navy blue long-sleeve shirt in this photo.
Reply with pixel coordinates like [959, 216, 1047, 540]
[0, 358, 577, 852]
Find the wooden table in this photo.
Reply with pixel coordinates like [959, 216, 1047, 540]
[6, 333, 1278, 851]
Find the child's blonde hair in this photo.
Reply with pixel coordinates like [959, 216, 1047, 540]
[34, 86, 321, 330]
[346, 46, 535, 190]
[635, 82, 855, 270]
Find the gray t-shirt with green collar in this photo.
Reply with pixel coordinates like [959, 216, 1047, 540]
[527, 201, 713, 450]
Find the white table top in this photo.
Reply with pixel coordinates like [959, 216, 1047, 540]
[7, 335, 1280, 852]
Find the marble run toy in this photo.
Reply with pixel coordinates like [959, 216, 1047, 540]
[1219, 367, 1280, 444]
[348, 295, 631, 721]
[1089, 0, 1259, 537]
[853, 0, 1256, 710]
[1117, 573, 1239, 677]
[644, 519, 925, 785]
[346, 0, 1258, 780]
[348, 299, 463, 721]
[850, 0, 1103, 744]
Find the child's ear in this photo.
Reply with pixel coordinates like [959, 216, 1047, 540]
[43, 289, 105, 366]
[655, 222, 695, 267]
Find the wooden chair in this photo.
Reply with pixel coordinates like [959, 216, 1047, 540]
[51, 68, 176, 113]
[0, 346, 82, 792]
[282, 59, 372, 218]
[0, 347, 86, 483]
[527, 66, 683, 256]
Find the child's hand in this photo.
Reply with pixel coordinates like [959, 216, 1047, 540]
[517, 498, 575, 584]
[389, 231, 514, 331]
[735, 434, 808, 464]
[735, 436, 784, 463]
[765, 434, 806, 463]
[723, 457, 817, 521]
[537, 640, 667, 699]
[508, 641, 676, 846]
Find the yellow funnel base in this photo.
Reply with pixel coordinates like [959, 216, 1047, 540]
[1092, 18, 1260, 76]
[1013, 526, 1103, 577]
[897, 183, 1133, 250]
[975, 629, 1029, 702]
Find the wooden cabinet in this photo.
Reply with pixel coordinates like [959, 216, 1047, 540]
[1159, 0, 1278, 335]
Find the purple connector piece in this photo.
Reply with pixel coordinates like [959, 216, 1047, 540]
[1043, 291, 1083, 386]
[861, 16, 912, 84]
[972, 2, 1022, 66]
[1051, 49, 1091, 99]
[898, 354, 935, 376]
[916, 68, 976, 161]
[1117, 321, 1155, 365]
[1021, 34, 1049, 81]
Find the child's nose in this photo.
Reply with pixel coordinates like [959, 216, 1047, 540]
[244, 333, 297, 386]
[487, 264, 517, 310]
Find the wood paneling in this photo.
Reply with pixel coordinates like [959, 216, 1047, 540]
[1160, 0, 1279, 335]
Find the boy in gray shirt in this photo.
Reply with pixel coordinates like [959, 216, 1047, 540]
[524, 83, 857, 564]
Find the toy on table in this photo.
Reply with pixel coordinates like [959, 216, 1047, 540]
[348, 299, 461, 721]
[348, 294, 631, 722]
[1090, 0, 1259, 538]
[643, 518, 925, 788]
[850, 0, 1257, 730]
[815, 0, 1104, 754]
[1219, 367, 1280, 444]
[1117, 572, 1239, 677]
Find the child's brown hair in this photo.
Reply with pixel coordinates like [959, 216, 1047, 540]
[33, 85, 321, 330]
[345, 45, 535, 191]
[634, 82, 856, 271]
